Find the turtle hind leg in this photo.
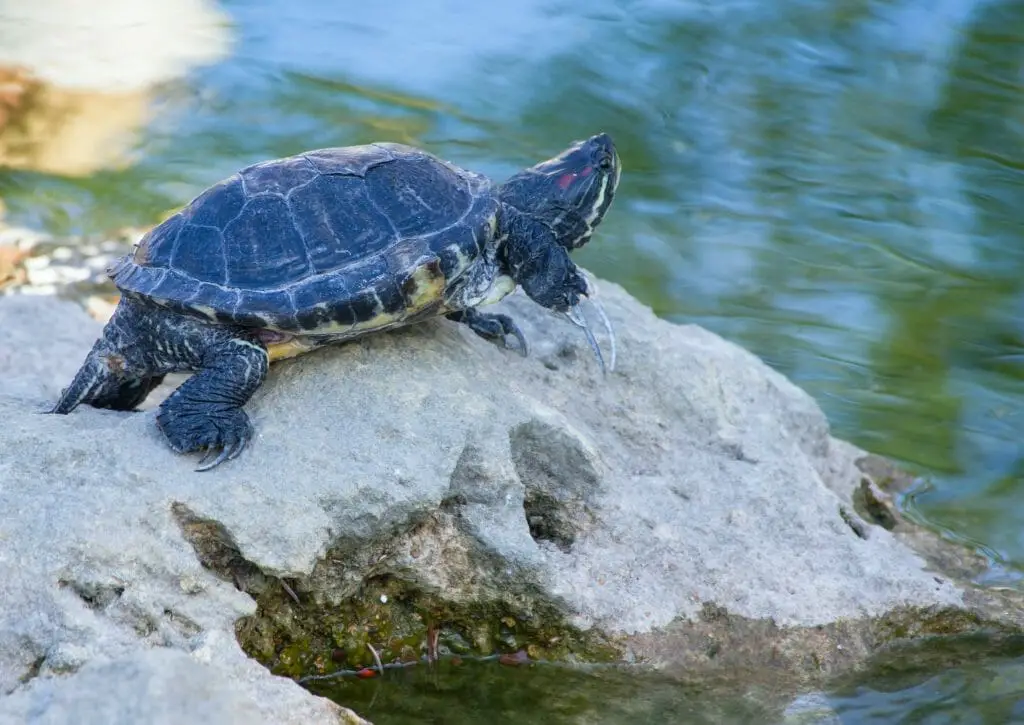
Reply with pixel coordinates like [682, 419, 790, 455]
[48, 344, 111, 414]
[447, 308, 529, 357]
[94, 374, 166, 410]
[50, 297, 269, 470]
[156, 336, 269, 472]
[49, 345, 166, 414]
[49, 300, 168, 414]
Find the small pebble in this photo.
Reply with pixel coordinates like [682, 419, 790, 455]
[0, 226, 47, 248]
[17, 284, 57, 295]
[27, 266, 87, 286]
[86, 255, 115, 270]
[56, 265, 92, 282]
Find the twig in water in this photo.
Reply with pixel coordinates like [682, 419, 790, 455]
[280, 579, 300, 605]
[425, 622, 435, 663]
[424, 622, 442, 664]
[366, 642, 384, 677]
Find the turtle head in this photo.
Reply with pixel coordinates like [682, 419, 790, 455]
[499, 133, 620, 250]
[499, 134, 621, 376]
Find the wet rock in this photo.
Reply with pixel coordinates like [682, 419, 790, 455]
[0, 277, 1018, 723]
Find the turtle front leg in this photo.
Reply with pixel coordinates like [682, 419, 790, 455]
[447, 308, 529, 357]
[156, 337, 269, 472]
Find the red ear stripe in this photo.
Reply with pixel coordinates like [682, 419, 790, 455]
[557, 173, 576, 189]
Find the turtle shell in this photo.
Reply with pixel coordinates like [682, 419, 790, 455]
[110, 143, 499, 333]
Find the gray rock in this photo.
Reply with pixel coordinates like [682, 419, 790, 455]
[0, 279, 1014, 722]
[0, 295, 100, 403]
[0, 644, 368, 725]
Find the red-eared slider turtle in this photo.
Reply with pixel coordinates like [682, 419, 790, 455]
[50, 134, 621, 470]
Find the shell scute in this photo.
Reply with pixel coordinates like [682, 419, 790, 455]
[286, 174, 398, 274]
[223, 195, 313, 288]
[290, 276, 349, 331]
[302, 144, 397, 176]
[399, 257, 447, 314]
[224, 290, 291, 329]
[169, 225, 225, 283]
[435, 223, 484, 281]
[241, 156, 318, 196]
[133, 212, 185, 267]
[187, 177, 247, 231]
[363, 156, 472, 238]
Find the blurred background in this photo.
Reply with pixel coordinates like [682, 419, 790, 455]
[1, 0, 1023, 721]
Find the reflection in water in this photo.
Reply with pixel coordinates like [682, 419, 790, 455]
[829, 636, 1024, 724]
[306, 659, 783, 725]
[0, 0, 230, 176]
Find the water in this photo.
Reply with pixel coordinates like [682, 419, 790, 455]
[305, 641, 1024, 724]
[305, 658, 798, 724]
[1, 0, 1023, 720]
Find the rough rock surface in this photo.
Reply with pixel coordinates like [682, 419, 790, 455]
[0, 281, 1014, 723]
[0, 645, 367, 725]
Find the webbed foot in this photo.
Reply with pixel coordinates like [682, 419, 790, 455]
[448, 308, 529, 357]
[154, 335, 268, 471]
[157, 403, 253, 472]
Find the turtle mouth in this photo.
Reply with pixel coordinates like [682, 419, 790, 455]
[564, 273, 617, 375]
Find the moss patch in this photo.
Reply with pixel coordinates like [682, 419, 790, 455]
[171, 502, 619, 682]
[235, 573, 620, 680]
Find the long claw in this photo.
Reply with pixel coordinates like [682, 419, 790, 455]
[586, 295, 616, 373]
[565, 305, 606, 375]
[508, 325, 530, 358]
[196, 447, 218, 467]
[563, 272, 617, 375]
[226, 437, 248, 461]
[195, 445, 232, 472]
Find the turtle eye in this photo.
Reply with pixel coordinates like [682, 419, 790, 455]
[598, 155, 613, 171]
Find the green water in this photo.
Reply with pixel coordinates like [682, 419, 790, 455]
[305, 659, 789, 724]
[305, 641, 1024, 724]
[2, 0, 1024, 720]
